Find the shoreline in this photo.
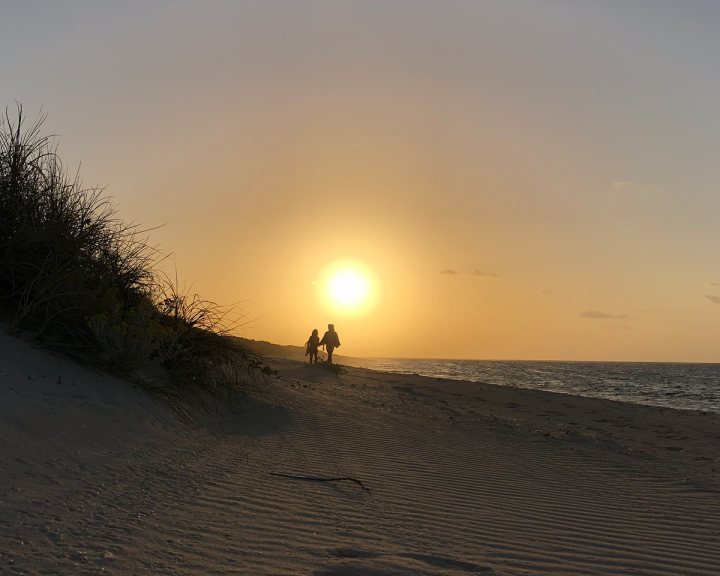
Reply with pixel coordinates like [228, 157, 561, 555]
[240, 341, 720, 414]
[271, 358, 720, 482]
[340, 357, 720, 415]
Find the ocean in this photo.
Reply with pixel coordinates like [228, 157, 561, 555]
[344, 358, 720, 414]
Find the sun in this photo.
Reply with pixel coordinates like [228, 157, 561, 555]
[328, 272, 370, 306]
[318, 261, 377, 315]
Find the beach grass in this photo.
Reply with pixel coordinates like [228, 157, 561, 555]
[0, 104, 264, 412]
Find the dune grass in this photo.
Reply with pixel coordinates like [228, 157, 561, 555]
[0, 104, 266, 414]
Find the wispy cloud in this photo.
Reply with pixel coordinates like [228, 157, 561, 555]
[441, 268, 499, 276]
[580, 310, 626, 320]
[542, 289, 552, 294]
[705, 295, 720, 304]
[707, 282, 720, 286]
[611, 180, 664, 194]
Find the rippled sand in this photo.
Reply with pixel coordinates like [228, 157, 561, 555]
[2, 334, 719, 575]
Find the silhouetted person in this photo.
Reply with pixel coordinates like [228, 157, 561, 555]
[320, 324, 341, 364]
[305, 329, 320, 364]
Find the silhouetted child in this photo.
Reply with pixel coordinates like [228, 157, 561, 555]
[320, 324, 341, 364]
[305, 329, 320, 364]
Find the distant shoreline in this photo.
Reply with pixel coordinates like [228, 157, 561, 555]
[241, 338, 720, 414]
[239, 338, 720, 365]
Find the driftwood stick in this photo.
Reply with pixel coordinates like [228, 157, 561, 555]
[269, 472, 371, 492]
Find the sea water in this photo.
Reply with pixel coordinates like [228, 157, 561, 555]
[344, 358, 720, 414]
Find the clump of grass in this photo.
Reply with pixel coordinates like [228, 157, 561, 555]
[0, 107, 155, 346]
[320, 362, 346, 375]
[304, 360, 346, 375]
[0, 104, 266, 413]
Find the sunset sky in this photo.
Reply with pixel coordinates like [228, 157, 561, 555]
[4, 1, 720, 361]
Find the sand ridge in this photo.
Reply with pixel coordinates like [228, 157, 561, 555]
[2, 335, 720, 574]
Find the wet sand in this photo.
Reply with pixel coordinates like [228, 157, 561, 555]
[2, 333, 719, 575]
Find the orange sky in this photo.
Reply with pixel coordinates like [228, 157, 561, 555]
[4, 2, 720, 360]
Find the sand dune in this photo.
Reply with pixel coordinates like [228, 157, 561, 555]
[2, 334, 719, 574]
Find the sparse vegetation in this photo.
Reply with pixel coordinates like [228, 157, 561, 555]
[320, 362, 346, 375]
[304, 360, 346, 375]
[0, 104, 265, 413]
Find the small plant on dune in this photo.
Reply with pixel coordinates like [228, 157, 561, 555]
[86, 290, 185, 369]
[0, 104, 266, 413]
[154, 283, 265, 397]
[321, 362, 346, 375]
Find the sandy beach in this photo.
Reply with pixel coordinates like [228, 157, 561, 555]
[2, 332, 720, 575]
[6, 3, 720, 574]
